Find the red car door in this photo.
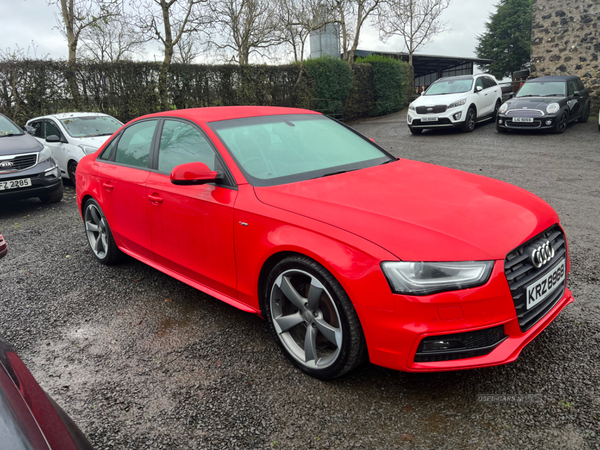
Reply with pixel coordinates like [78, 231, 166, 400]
[145, 119, 238, 298]
[95, 119, 157, 261]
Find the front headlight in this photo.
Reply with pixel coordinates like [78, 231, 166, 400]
[381, 261, 494, 295]
[79, 144, 98, 155]
[499, 103, 509, 114]
[39, 146, 53, 163]
[408, 103, 416, 111]
[448, 98, 467, 109]
[546, 103, 560, 114]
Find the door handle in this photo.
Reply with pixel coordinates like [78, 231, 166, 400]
[148, 193, 163, 204]
[102, 182, 113, 192]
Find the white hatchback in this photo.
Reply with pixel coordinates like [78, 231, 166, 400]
[26, 112, 123, 184]
[407, 74, 503, 134]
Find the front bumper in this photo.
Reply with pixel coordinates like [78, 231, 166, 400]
[407, 105, 467, 129]
[497, 113, 558, 130]
[355, 259, 573, 372]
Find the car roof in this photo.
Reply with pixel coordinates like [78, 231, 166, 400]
[141, 106, 321, 123]
[526, 76, 579, 82]
[28, 112, 112, 122]
[435, 75, 474, 82]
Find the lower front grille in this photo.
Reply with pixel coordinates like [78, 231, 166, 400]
[504, 225, 567, 332]
[414, 325, 507, 363]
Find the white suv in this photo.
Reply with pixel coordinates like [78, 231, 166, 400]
[407, 74, 503, 134]
[26, 112, 123, 184]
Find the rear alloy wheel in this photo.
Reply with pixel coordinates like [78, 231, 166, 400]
[265, 256, 366, 379]
[409, 127, 423, 135]
[553, 112, 568, 134]
[68, 161, 78, 185]
[493, 100, 501, 120]
[462, 107, 476, 132]
[84, 199, 123, 265]
[578, 103, 590, 123]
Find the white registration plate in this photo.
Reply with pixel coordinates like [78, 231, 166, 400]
[513, 117, 534, 123]
[0, 178, 32, 191]
[421, 117, 438, 122]
[526, 260, 566, 310]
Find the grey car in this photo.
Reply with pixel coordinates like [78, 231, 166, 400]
[0, 113, 63, 203]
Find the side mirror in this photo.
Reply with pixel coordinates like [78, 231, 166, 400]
[573, 91, 580, 97]
[23, 126, 35, 136]
[508, 92, 515, 99]
[369, 138, 376, 143]
[46, 135, 61, 143]
[420, 91, 425, 96]
[170, 162, 220, 186]
[475, 85, 483, 93]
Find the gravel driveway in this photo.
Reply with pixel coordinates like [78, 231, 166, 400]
[1, 113, 599, 449]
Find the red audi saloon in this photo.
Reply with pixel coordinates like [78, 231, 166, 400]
[75, 106, 573, 379]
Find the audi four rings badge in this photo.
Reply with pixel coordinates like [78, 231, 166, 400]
[530, 241, 555, 268]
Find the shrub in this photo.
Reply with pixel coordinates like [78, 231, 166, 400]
[356, 55, 410, 116]
[304, 56, 354, 116]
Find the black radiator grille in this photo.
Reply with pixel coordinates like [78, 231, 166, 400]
[416, 105, 447, 114]
[504, 225, 567, 332]
[1, 153, 38, 171]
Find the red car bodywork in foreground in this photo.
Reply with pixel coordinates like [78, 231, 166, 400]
[76, 106, 573, 378]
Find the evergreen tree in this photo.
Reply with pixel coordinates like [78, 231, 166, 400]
[476, 0, 532, 79]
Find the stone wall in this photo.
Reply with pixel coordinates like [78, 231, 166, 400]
[531, 0, 600, 109]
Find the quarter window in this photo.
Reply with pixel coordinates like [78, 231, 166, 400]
[114, 120, 157, 169]
[158, 120, 216, 174]
[475, 78, 484, 90]
[567, 80, 577, 96]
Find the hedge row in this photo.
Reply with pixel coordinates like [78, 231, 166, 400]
[0, 58, 409, 126]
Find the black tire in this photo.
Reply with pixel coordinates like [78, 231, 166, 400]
[462, 107, 476, 132]
[264, 255, 367, 379]
[83, 198, 123, 265]
[496, 122, 508, 133]
[578, 102, 590, 123]
[39, 182, 63, 204]
[492, 100, 501, 120]
[553, 112, 568, 134]
[68, 161, 78, 185]
[409, 127, 423, 135]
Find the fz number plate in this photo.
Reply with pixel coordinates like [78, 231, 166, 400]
[526, 260, 566, 310]
[0, 178, 32, 191]
[421, 117, 438, 122]
[513, 117, 534, 123]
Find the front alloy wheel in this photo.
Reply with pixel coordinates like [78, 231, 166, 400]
[554, 112, 568, 134]
[462, 107, 476, 132]
[84, 199, 122, 265]
[265, 256, 366, 379]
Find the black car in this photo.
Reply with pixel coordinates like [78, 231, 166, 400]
[0, 114, 63, 203]
[496, 75, 590, 134]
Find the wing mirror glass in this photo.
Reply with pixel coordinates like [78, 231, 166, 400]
[170, 162, 220, 185]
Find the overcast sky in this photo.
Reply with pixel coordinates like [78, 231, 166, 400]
[1, 0, 499, 62]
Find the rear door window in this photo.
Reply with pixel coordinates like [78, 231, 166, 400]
[114, 120, 157, 169]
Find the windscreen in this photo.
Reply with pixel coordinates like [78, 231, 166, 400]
[0, 116, 23, 136]
[516, 81, 566, 97]
[425, 79, 473, 95]
[60, 116, 123, 138]
[209, 114, 392, 186]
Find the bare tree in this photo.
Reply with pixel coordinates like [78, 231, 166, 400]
[133, 0, 209, 109]
[49, 0, 120, 104]
[333, 0, 382, 63]
[278, 0, 336, 63]
[208, 0, 283, 65]
[378, 0, 451, 67]
[80, 16, 147, 62]
[173, 33, 201, 64]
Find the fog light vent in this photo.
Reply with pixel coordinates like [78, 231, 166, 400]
[414, 325, 507, 363]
